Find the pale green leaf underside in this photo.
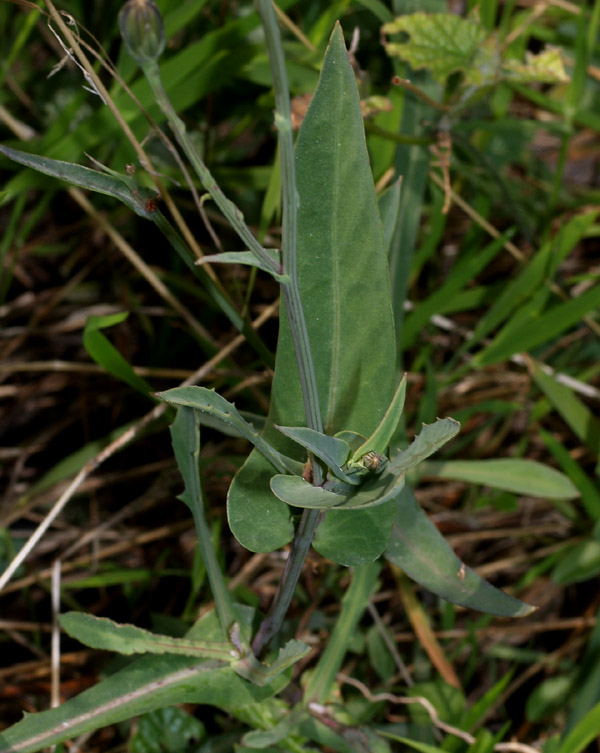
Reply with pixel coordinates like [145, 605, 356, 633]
[386, 486, 535, 617]
[314, 501, 397, 568]
[419, 458, 579, 499]
[270, 468, 404, 510]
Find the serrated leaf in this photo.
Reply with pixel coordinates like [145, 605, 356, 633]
[0, 608, 288, 753]
[389, 417, 460, 474]
[382, 13, 568, 91]
[233, 639, 311, 687]
[59, 612, 235, 661]
[158, 386, 300, 475]
[386, 486, 535, 616]
[382, 13, 493, 86]
[503, 48, 568, 83]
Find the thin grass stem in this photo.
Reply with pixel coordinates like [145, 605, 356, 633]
[140, 61, 281, 276]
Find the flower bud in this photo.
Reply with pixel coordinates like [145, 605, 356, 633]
[118, 0, 165, 66]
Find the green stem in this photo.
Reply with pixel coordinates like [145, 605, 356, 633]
[251, 0, 324, 656]
[185, 408, 236, 632]
[142, 61, 281, 277]
[252, 508, 321, 654]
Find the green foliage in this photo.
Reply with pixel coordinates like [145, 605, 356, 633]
[0, 0, 597, 750]
[227, 23, 397, 559]
[383, 11, 567, 100]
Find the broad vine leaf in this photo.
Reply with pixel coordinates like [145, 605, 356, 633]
[227, 24, 397, 559]
[383, 13, 567, 88]
[0, 608, 289, 753]
[389, 417, 460, 474]
[385, 486, 535, 617]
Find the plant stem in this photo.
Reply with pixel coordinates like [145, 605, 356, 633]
[252, 508, 321, 654]
[251, 0, 324, 657]
[185, 409, 236, 632]
[141, 62, 281, 277]
[144, 2, 325, 654]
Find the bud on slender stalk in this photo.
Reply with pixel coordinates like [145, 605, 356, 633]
[118, 0, 165, 66]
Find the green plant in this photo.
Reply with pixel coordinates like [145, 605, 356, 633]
[0, 1, 591, 751]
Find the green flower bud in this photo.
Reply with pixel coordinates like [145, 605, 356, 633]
[118, 0, 165, 66]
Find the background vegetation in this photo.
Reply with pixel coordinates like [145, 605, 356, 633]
[1, 0, 599, 749]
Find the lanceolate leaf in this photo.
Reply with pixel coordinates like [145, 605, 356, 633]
[0, 609, 289, 753]
[385, 486, 535, 617]
[198, 250, 288, 283]
[0, 144, 156, 218]
[418, 458, 579, 499]
[274, 425, 355, 483]
[0, 145, 273, 366]
[83, 312, 154, 396]
[158, 386, 300, 475]
[389, 418, 460, 474]
[352, 375, 407, 462]
[59, 612, 234, 661]
[60, 610, 310, 689]
[227, 24, 397, 560]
